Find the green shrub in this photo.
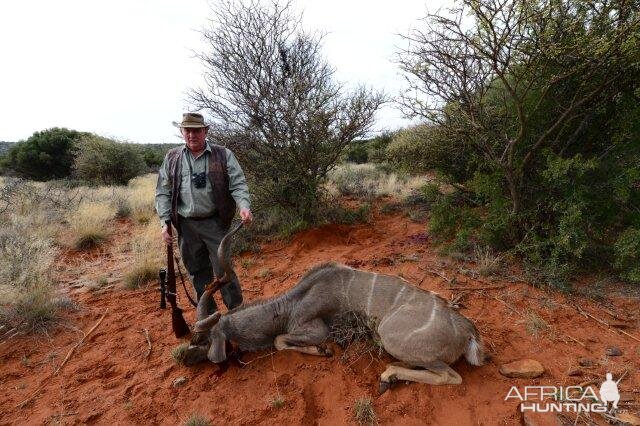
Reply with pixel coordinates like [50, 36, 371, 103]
[395, 0, 640, 289]
[344, 140, 369, 163]
[1, 128, 87, 181]
[614, 228, 640, 283]
[74, 135, 147, 185]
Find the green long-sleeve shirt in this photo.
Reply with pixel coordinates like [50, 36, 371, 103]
[155, 144, 251, 226]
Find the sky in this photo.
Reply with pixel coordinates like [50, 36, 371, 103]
[0, 0, 449, 144]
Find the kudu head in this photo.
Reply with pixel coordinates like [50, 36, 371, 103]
[183, 222, 243, 365]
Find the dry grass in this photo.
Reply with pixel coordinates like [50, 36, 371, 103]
[519, 310, 550, 336]
[474, 245, 502, 277]
[183, 414, 211, 426]
[0, 174, 159, 335]
[330, 311, 385, 363]
[67, 201, 116, 250]
[0, 206, 63, 332]
[127, 174, 157, 224]
[171, 342, 190, 365]
[124, 221, 163, 289]
[327, 163, 430, 200]
[353, 397, 377, 425]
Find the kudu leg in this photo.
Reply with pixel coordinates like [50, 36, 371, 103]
[379, 360, 462, 393]
[274, 319, 332, 357]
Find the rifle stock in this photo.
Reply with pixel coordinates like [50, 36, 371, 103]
[165, 222, 190, 338]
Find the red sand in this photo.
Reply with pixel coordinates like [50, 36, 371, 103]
[1, 206, 639, 425]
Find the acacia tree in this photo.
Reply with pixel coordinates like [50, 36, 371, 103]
[397, 0, 640, 214]
[190, 0, 384, 220]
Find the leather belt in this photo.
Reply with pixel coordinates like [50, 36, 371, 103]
[179, 213, 216, 221]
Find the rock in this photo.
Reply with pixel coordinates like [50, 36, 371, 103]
[521, 407, 562, 426]
[499, 359, 545, 379]
[566, 366, 583, 377]
[578, 358, 595, 367]
[616, 412, 640, 426]
[605, 346, 623, 356]
[172, 377, 187, 388]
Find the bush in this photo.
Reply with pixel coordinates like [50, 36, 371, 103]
[395, 0, 640, 288]
[614, 228, 640, 283]
[1, 128, 87, 180]
[344, 140, 370, 164]
[332, 164, 382, 198]
[0, 208, 62, 332]
[74, 135, 147, 185]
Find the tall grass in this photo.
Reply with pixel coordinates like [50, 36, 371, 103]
[328, 163, 430, 199]
[0, 180, 66, 332]
[67, 201, 116, 250]
[127, 174, 156, 224]
[124, 221, 163, 289]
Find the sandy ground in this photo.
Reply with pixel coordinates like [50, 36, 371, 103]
[1, 204, 639, 425]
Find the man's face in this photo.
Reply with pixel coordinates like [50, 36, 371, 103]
[181, 127, 208, 153]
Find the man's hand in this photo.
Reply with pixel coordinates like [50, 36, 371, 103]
[239, 208, 253, 224]
[161, 224, 173, 245]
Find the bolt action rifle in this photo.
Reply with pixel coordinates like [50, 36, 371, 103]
[158, 220, 190, 338]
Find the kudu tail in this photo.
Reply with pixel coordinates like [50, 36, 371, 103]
[464, 333, 486, 366]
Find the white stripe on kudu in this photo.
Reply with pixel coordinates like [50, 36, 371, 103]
[390, 286, 406, 311]
[365, 274, 377, 316]
[406, 303, 438, 340]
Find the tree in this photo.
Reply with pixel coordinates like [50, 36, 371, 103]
[190, 0, 384, 220]
[397, 0, 640, 215]
[74, 135, 147, 185]
[396, 0, 640, 283]
[2, 128, 87, 180]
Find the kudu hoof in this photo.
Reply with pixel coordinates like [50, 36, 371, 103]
[378, 375, 398, 395]
[319, 345, 333, 357]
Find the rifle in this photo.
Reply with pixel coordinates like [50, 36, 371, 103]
[162, 220, 190, 338]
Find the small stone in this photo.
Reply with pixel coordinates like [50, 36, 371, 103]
[605, 346, 622, 356]
[578, 358, 595, 367]
[172, 377, 187, 388]
[566, 367, 583, 377]
[499, 359, 545, 379]
[615, 412, 640, 426]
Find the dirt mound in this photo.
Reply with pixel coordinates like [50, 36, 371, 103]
[1, 208, 639, 425]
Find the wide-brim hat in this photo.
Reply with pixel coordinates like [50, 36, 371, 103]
[172, 112, 209, 128]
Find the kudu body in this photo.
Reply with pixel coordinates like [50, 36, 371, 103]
[185, 225, 485, 391]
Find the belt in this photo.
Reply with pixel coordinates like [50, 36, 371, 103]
[179, 213, 217, 221]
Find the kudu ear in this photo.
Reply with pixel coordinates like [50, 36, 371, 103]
[207, 329, 228, 363]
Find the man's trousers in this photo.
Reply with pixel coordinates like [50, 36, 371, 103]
[177, 215, 243, 312]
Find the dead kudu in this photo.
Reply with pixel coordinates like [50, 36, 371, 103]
[184, 225, 486, 392]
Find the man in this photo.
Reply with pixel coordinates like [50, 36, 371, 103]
[155, 112, 252, 311]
